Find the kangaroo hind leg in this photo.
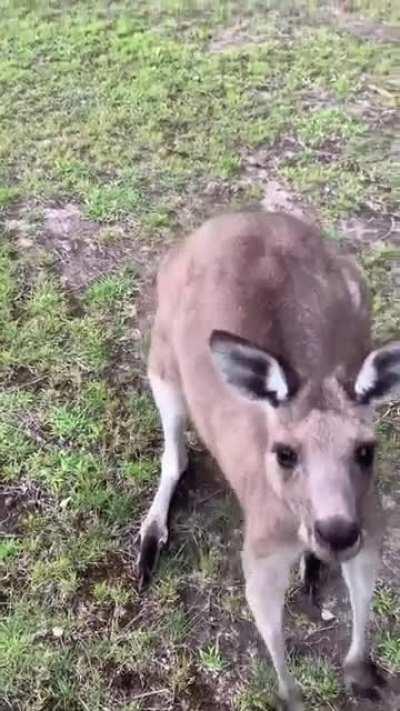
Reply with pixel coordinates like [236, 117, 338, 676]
[138, 371, 188, 589]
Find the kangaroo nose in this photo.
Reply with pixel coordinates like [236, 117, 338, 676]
[315, 517, 360, 551]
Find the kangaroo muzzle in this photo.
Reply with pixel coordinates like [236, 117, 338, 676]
[314, 516, 361, 552]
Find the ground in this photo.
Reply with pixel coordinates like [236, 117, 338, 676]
[0, 1, 399, 709]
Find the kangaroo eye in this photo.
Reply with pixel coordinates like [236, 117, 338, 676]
[355, 443, 375, 468]
[275, 445, 298, 469]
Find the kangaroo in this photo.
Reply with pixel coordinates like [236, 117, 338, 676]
[138, 211, 400, 710]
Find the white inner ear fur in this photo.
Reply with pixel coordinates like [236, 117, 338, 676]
[211, 339, 289, 403]
[354, 350, 377, 397]
[267, 356, 289, 402]
[234, 343, 289, 401]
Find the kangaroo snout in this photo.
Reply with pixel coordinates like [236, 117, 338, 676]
[314, 516, 360, 552]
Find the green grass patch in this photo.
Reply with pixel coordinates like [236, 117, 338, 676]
[0, 538, 22, 562]
[0, 4, 396, 228]
[294, 108, 366, 148]
[235, 659, 276, 710]
[199, 640, 228, 674]
[378, 631, 400, 673]
[0, 186, 20, 208]
[293, 656, 340, 707]
[373, 583, 400, 622]
[282, 161, 367, 218]
[361, 244, 400, 342]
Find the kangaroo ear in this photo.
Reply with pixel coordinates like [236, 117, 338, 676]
[355, 342, 400, 406]
[209, 330, 299, 406]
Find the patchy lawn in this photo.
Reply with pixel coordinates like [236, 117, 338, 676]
[0, 1, 399, 709]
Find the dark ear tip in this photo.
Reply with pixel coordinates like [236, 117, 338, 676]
[209, 329, 224, 345]
[209, 329, 241, 350]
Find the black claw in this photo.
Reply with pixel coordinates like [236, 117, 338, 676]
[351, 683, 381, 702]
[303, 552, 323, 605]
[345, 659, 387, 700]
[367, 660, 387, 688]
[137, 530, 162, 592]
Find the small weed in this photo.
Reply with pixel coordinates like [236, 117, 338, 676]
[0, 538, 22, 562]
[199, 640, 228, 674]
[377, 631, 400, 673]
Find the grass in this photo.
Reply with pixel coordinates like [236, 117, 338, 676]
[378, 632, 400, 674]
[373, 583, 400, 622]
[235, 660, 276, 710]
[0, 3, 397, 225]
[0, 1, 399, 710]
[293, 656, 340, 708]
[199, 640, 229, 673]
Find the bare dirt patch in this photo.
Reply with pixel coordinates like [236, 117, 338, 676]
[6, 203, 150, 291]
[208, 19, 268, 53]
[261, 179, 319, 223]
[241, 142, 321, 223]
[0, 483, 43, 536]
[338, 215, 400, 247]
[243, 140, 299, 180]
[337, 15, 400, 44]
[40, 204, 138, 290]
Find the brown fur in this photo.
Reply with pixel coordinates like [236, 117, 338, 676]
[149, 211, 376, 552]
